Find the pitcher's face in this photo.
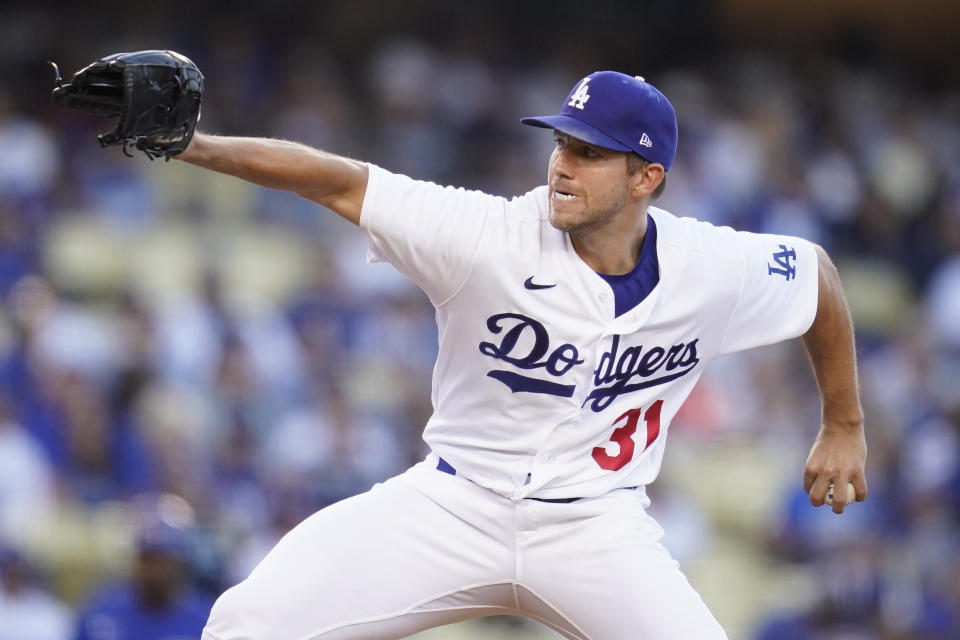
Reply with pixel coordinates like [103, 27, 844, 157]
[547, 132, 633, 234]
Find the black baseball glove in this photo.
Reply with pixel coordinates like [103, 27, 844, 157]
[51, 50, 203, 160]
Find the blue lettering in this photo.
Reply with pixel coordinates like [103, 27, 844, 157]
[664, 343, 685, 370]
[479, 313, 583, 397]
[616, 345, 642, 379]
[478, 313, 550, 368]
[638, 346, 666, 375]
[594, 334, 619, 384]
[677, 340, 699, 367]
[768, 245, 797, 281]
[582, 339, 699, 412]
[546, 343, 582, 376]
[478, 312, 700, 407]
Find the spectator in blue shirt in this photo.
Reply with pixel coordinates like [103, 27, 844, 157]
[73, 496, 213, 640]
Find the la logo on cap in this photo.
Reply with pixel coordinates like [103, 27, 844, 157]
[639, 133, 653, 147]
[568, 79, 591, 110]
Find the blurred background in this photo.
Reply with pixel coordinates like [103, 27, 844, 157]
[1, 0, 959, 638]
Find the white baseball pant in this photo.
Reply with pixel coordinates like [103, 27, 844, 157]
[202, 455, 727, 640]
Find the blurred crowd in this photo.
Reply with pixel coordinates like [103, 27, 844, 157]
[0, 3, 959, 639]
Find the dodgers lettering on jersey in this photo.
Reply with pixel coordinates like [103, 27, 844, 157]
[360, 165, 818, 500]
[478, 315, 700, 412]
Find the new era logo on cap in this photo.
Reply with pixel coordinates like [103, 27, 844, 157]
[520, 71, 678, 170]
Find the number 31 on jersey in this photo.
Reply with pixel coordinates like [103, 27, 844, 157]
[592, 401, 663, 471]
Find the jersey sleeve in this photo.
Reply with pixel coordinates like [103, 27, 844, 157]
[718, 231, 819, 355]
[359, 164, 501, 305]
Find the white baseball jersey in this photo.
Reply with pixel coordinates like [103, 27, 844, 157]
[361, 164, 819, 501]
[204, 167, 817, 640]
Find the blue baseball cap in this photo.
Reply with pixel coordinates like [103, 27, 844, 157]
[521, 71, 678, 171]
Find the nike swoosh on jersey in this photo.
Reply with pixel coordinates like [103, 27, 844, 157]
[523, 276, 556, 290]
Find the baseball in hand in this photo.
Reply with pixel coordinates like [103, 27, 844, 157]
[825, 482, 856, 506]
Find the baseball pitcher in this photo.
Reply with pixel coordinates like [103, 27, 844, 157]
[53, 55, 867, 639]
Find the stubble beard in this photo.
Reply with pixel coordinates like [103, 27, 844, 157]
[549, 187, 630, 235]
